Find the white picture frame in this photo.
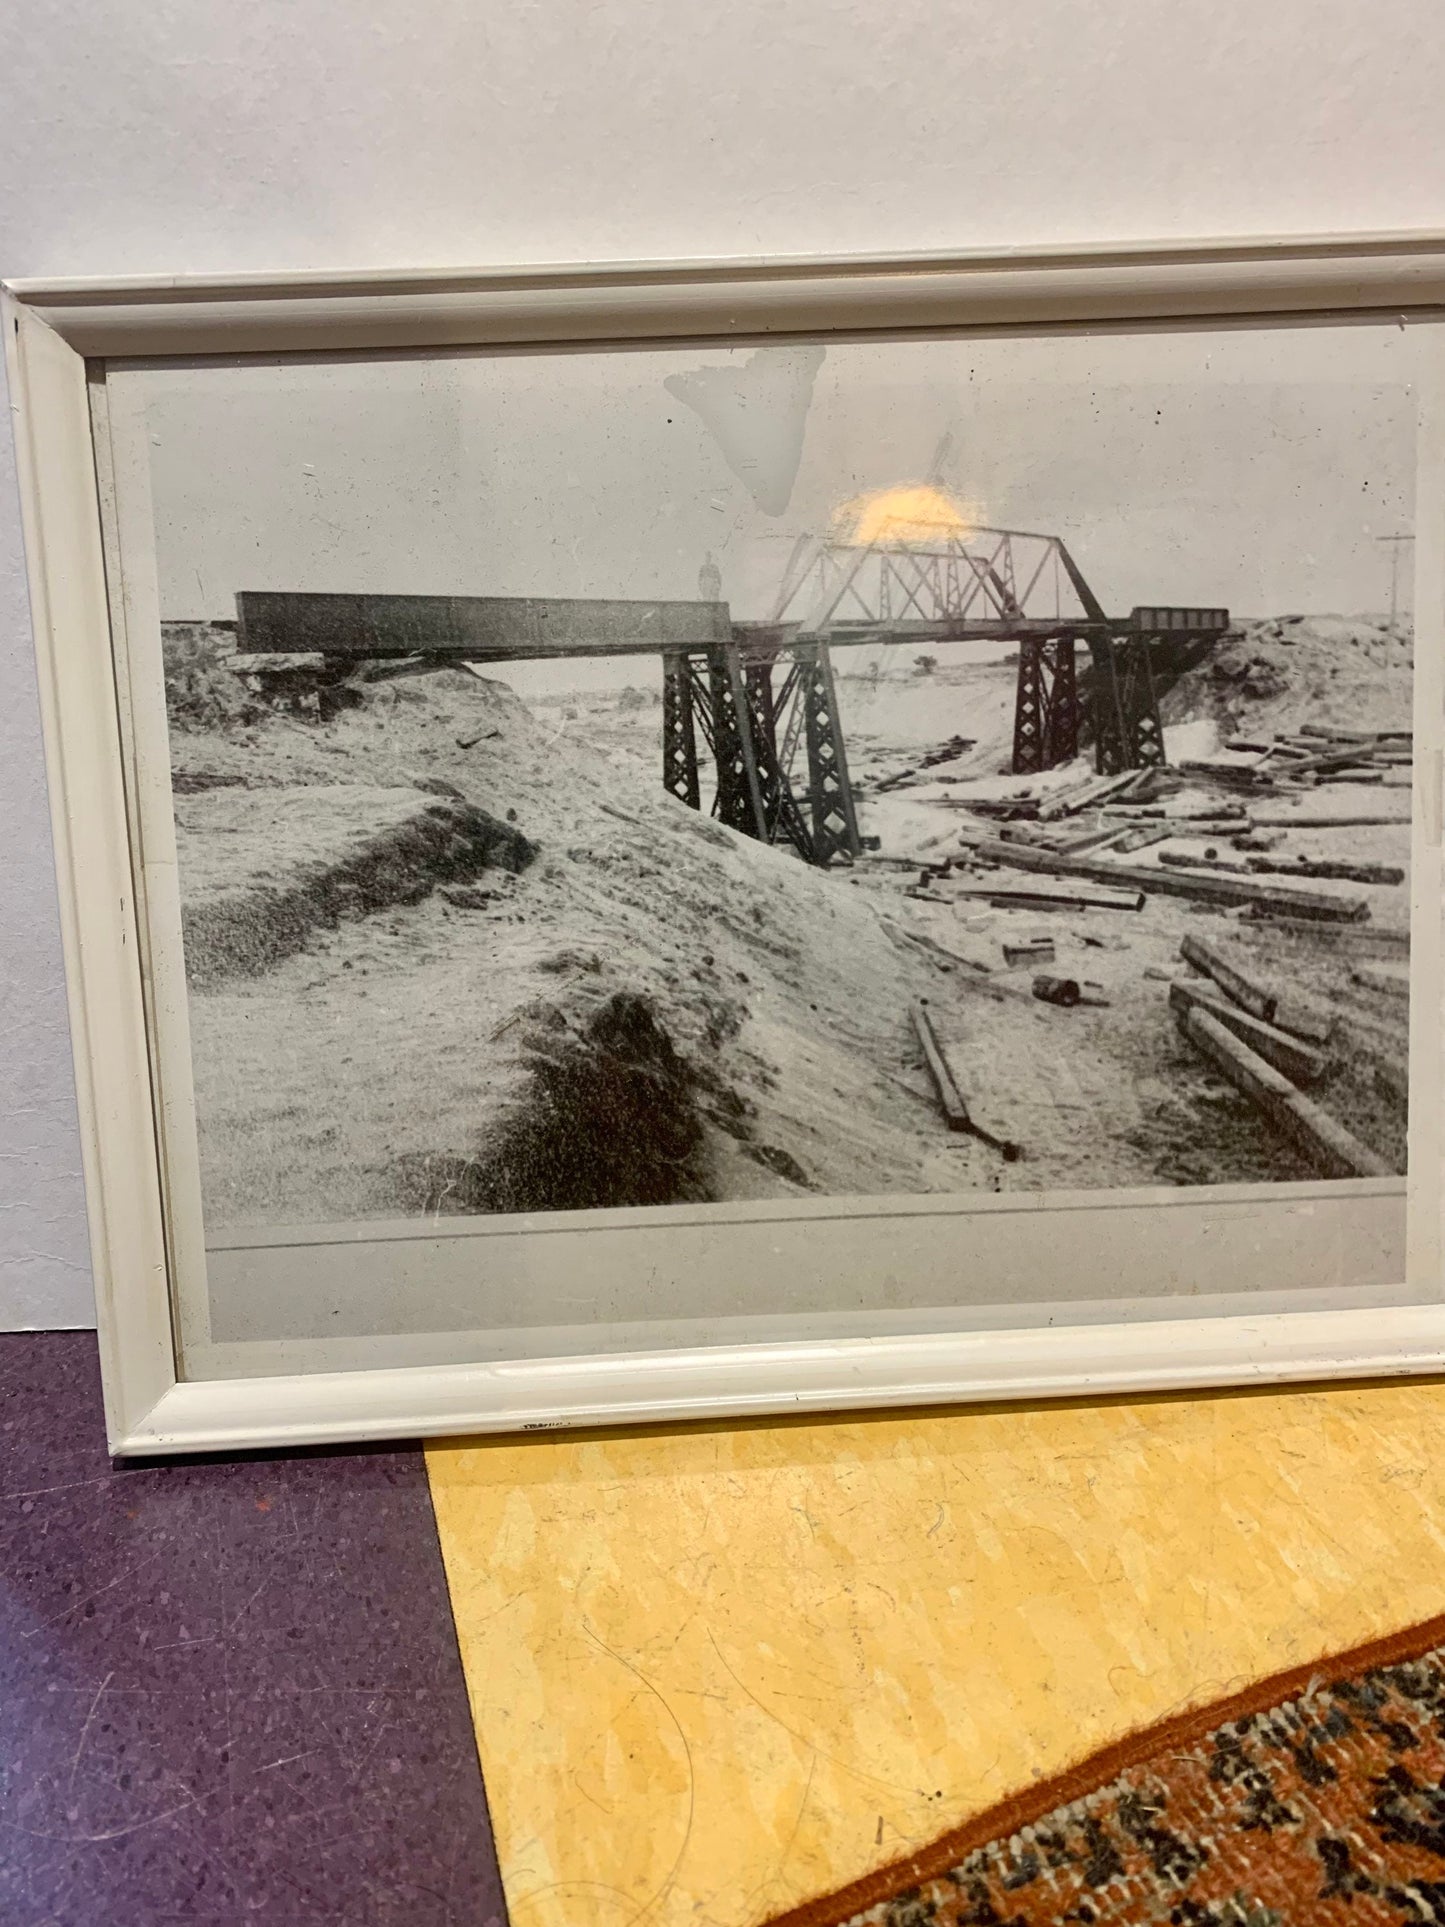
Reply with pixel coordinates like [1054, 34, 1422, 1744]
[4, 232, 1443, 1456]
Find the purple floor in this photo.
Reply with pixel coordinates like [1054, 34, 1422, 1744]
[0, 1333, 507, 1925]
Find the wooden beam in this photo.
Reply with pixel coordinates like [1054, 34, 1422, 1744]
[1158, 850, 1252, 874]
[1351, 963, 1411, 1001]
[1179, 935, 1277, 1021]
[910, 1001, 1021, 1158]
[1249, 812, 1411, 830]
[1180, 1007, 1391, 1178]
[1246, 856, 1406, 886]
[1168, 978, 1327, 1084]
[1237, 910, 1409, 949]
[1045, 772, 1140, 820]
[948, 882, 1145, 912]
[1112, 823, 1175, 854]
[963, 837, 1371, 923]
[1099, 805, 1248, 824]
[910, 1001, 970, 1131]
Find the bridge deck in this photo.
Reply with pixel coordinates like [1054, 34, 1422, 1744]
[237, 591, 1222, 661]
[236, 591, 735, 660]
[240, 589, 1233, 659]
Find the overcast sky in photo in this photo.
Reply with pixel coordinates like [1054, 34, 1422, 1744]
[127, 320, 1418, 695]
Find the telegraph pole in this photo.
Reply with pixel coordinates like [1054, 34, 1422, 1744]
[1377, 533, 1414, 630]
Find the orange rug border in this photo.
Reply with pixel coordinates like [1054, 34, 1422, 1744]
[762, 1606, 1445, 1927]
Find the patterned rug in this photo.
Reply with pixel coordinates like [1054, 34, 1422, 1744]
[764, 1613, 1445, 1927]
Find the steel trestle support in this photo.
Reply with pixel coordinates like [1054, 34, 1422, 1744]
[661, 650, 701, 809]
[1012, 635, 1080, 774]
[660, 640, 860, 866]
[1089, 634, 1166, 774]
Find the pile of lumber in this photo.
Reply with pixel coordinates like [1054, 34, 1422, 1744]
[947, 765, 1181, 826]
[947, 767, 1244, 861]
[1168, 936, 1389, 1178]
[959, 835, 1371, 923]
[928, 742, 1409, 917]
[1179, 724, 1412, 792]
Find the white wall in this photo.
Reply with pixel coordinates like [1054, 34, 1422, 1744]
[3, 0, 1443, 1328]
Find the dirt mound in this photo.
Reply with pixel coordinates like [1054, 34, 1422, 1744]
[1160, 615, 1412, 739]
[395, 990, 711, 1213]
[162, 622, 261, 730]
[178, 785, 533, 986]
[176, 662, 958, 1228]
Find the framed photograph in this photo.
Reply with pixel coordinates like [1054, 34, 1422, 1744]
[5, 235, 1443, 1455]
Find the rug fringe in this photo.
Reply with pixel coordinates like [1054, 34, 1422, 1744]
[762, 1606, 1445, 1927]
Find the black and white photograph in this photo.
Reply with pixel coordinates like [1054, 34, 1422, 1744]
[116, 321, 1416, 1258]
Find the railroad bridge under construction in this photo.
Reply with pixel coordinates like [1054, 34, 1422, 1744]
[236, 525, 1228, 869]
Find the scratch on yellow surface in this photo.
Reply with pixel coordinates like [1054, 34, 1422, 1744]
[426, 1383, 1445, 1926]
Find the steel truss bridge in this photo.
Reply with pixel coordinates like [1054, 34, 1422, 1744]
[765, 525, 1228, 783]
[236, 537, 1226, 869]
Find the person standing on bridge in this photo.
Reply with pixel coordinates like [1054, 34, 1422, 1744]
[698, 552, 722, 602]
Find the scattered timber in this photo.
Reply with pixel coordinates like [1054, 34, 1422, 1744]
[1038, 783, 1101, 823]
[1177, 760, 1267, 790]
[1055, 822, 1137, 855]
[910, 1002, 1021, 1158]
[1268, 748, 1376, 779]
[1178, 1007, 1390, 1179]
[1123, 767, 1183, 800]
[963, 836, 1371, 923]
[1179, 935, 1277, 1021]
[1003, 937, 1055, 966]
[911, 1000, 970, 1129]
[947, 882, 1145, 913]
[1270, 995, 1336, 1046]
[1168, 978, 1327, 1084]
[972, 884, 1145, 912]
[1246, 855, 1405, 886]
[1101, 805, 1249, 824]
[1112, 823, 1175, 855]
[1056, 772, 1141, 817]
[884, 921, 994, 975]
[1351, 964, 1411, 1002]
[1297, 724, 1411, 745]
[1237, 908, 1410, 950]
[957, 796, 1039, 820]
[1178, 936, 1335, 1043]
[1158, 850, 1253, 875]
[873, 762, 984, 794]
[1249, 812, 1411, 830]
[1117, 769, 1164, 799]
